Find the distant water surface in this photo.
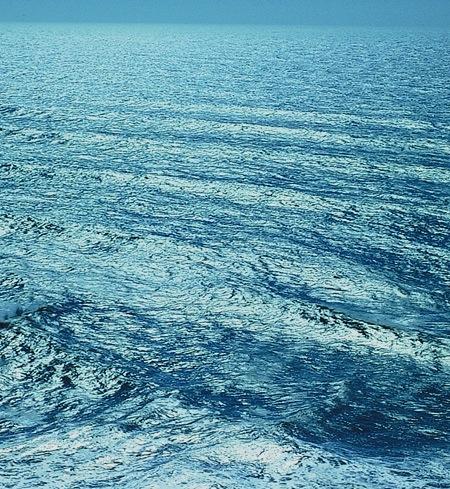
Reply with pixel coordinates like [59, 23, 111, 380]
[0, 23, 449, 488]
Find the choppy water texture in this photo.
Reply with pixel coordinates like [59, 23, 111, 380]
[1, 23, 450, 488]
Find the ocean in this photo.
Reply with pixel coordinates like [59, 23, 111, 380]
[0, 23, 449, 488]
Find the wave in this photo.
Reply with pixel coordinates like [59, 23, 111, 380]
[0, 299, 43, 323]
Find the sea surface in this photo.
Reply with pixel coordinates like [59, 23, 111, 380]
[0, 23, 449, 488]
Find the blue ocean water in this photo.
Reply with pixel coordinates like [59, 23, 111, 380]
[0, 23, 449, 488]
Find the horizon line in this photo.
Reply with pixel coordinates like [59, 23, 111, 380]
[1, 20, 449, 28]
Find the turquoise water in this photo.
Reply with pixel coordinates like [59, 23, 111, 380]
[1, 24, 449, 488]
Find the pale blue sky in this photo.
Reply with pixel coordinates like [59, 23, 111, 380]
[0, 0, 449, 26]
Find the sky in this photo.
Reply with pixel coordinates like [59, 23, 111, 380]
[0, 0, 449, 26]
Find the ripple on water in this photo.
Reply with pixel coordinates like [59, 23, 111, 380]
[1, 23, 450, 488]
